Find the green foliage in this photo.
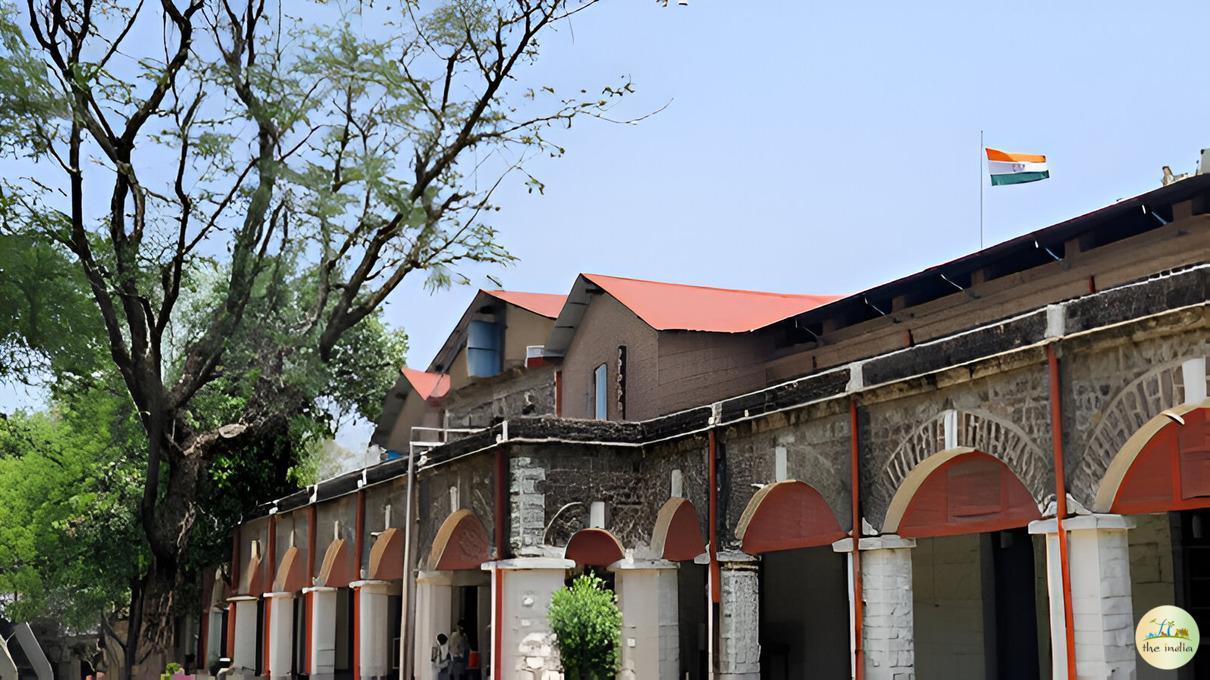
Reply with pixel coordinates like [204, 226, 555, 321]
[0, 395, 145, 631]
[548, 573, 622, 680]
[0, 0, 636, 666]
[0, 233, 105, 385]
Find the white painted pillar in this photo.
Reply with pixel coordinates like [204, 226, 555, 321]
[833, 535, 916, 680]
[612, 561, 680, 680]
[352, 580, 395, 680]
[413, 573, 453, 680]
[716, 553, 760, 680]
[227, 596, 259, 674]
[1030, 514, 1137, 680]
[264, 592, 295, 680]
[305, 586, 339, 680]
[205, 606, 224, 671]
[481, 557, 573, 680]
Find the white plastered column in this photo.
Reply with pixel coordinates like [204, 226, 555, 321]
[204, 606, 224, 672]
[304, 586, 338, 680]
[482, 557, 572, 680]
[1029, 514, 1137, 680]
[226, 596, 259, 675]
[611, 559, 680, 680]
[264, 592, 295, 680]
[413, 572, 454, 680]
[834, 535, 916, 680]
[352, 580, 396, 680]
[715, 552, 760, 680]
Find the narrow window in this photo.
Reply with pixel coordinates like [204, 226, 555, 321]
[593, 363, 607, 419]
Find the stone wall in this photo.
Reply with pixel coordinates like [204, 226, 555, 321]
[718, 401, 851, 549]
[1128, 513, 1175, 680]
[1063, 316, 1210, 506]
[417, 454, 498, 565]
[913, 534, 987, 680]
[861, 357, 1053, 529]
[445, 365, 557, 430]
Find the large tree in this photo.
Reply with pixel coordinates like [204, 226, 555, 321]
[0, 0, 631, 676]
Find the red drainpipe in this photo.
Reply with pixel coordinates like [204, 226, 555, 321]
[227, 529, 240, 658]
[353, 491, 366, 679]
[554, 370, 563, 417]
[197, 576, 210, 668]
[849, 399, 864, 680]
[493, 447, 508, 678]
[264, 516, 277, 675]
[1047, 344, 1078, 680]
[306, 504, 317, 674]
[707, 429, 720, 603]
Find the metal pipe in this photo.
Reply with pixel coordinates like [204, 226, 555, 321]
[399, 442, 418, 680]
[707, 428, 720, 679]
[849, 399, 864, 680]
[1047, 344, 1078, 680]
[306, 504, 317, 675]
[491, 447, 509, 680]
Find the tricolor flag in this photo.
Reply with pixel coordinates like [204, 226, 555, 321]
[986, 148, 1049, 186]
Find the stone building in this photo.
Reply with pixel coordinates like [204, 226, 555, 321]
[201, 174, 1210, 680]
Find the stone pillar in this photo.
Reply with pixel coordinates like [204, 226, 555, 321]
[264, 592, 294, 680]
[482, 557, 572, 680]
[413, 573, 453, 680]
[613, 560, 680, 680]
[352, 580, 395, 680]
[1030, 514, 1137, 680]
[834, 535, 916, 680]
[226, 596, 259, 675]
[717, 553, 760, 680]
[305, 586, 339, 680]
[204, 606, 224, 672]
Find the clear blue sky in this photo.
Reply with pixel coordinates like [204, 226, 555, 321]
[6, 1, 1210, 451]
[388, 0, 1210, 374]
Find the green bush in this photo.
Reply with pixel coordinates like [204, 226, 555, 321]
[548, 573, 622, 679]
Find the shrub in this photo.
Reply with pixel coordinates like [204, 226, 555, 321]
[548, 573, 622, 679]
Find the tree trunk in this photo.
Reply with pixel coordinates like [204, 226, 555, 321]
[122, 451, 207, 680]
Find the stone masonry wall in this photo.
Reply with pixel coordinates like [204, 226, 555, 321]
[719, 400, 851, 549]
[1063, 314, 1209, 506]
[416, 453, 497, 565]
[861, 356, 1053, 529]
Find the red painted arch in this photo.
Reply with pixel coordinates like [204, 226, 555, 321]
[737, 480, 846, 554]
[272, 546, 307, 592]
[565, 528, 626, 567]
[1112, 407, 1210, 514]
[317, 538, 355, 588]
[898, 451, 1040, 538]
[651, 498, 707, 561]
[369, 528, 404, 580]
[428, 510, 490, 571]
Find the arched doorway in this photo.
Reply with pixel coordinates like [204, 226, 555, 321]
[736, 480, 849, 680]
[1095, 403, 1210, 680]
[415, 510, 491, 680]
[652, 499, 708, 680]
[885, 450, 1044, 680]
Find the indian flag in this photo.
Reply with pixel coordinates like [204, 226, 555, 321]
[986, 148, 1049, 186]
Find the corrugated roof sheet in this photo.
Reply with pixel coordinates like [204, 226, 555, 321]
[483, 290, 567, 319]
[402, 367, 450, 401]
[582, 273, 841, 333]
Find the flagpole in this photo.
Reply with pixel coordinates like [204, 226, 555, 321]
[979, 129, 984, 249]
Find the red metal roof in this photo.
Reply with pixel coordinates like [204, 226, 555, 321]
[483, 290, 567, 319]
[401, 367, 450, 401]
[582, 273, 841, 333]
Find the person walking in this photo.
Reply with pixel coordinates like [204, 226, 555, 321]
[448, 620, 469, 680]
